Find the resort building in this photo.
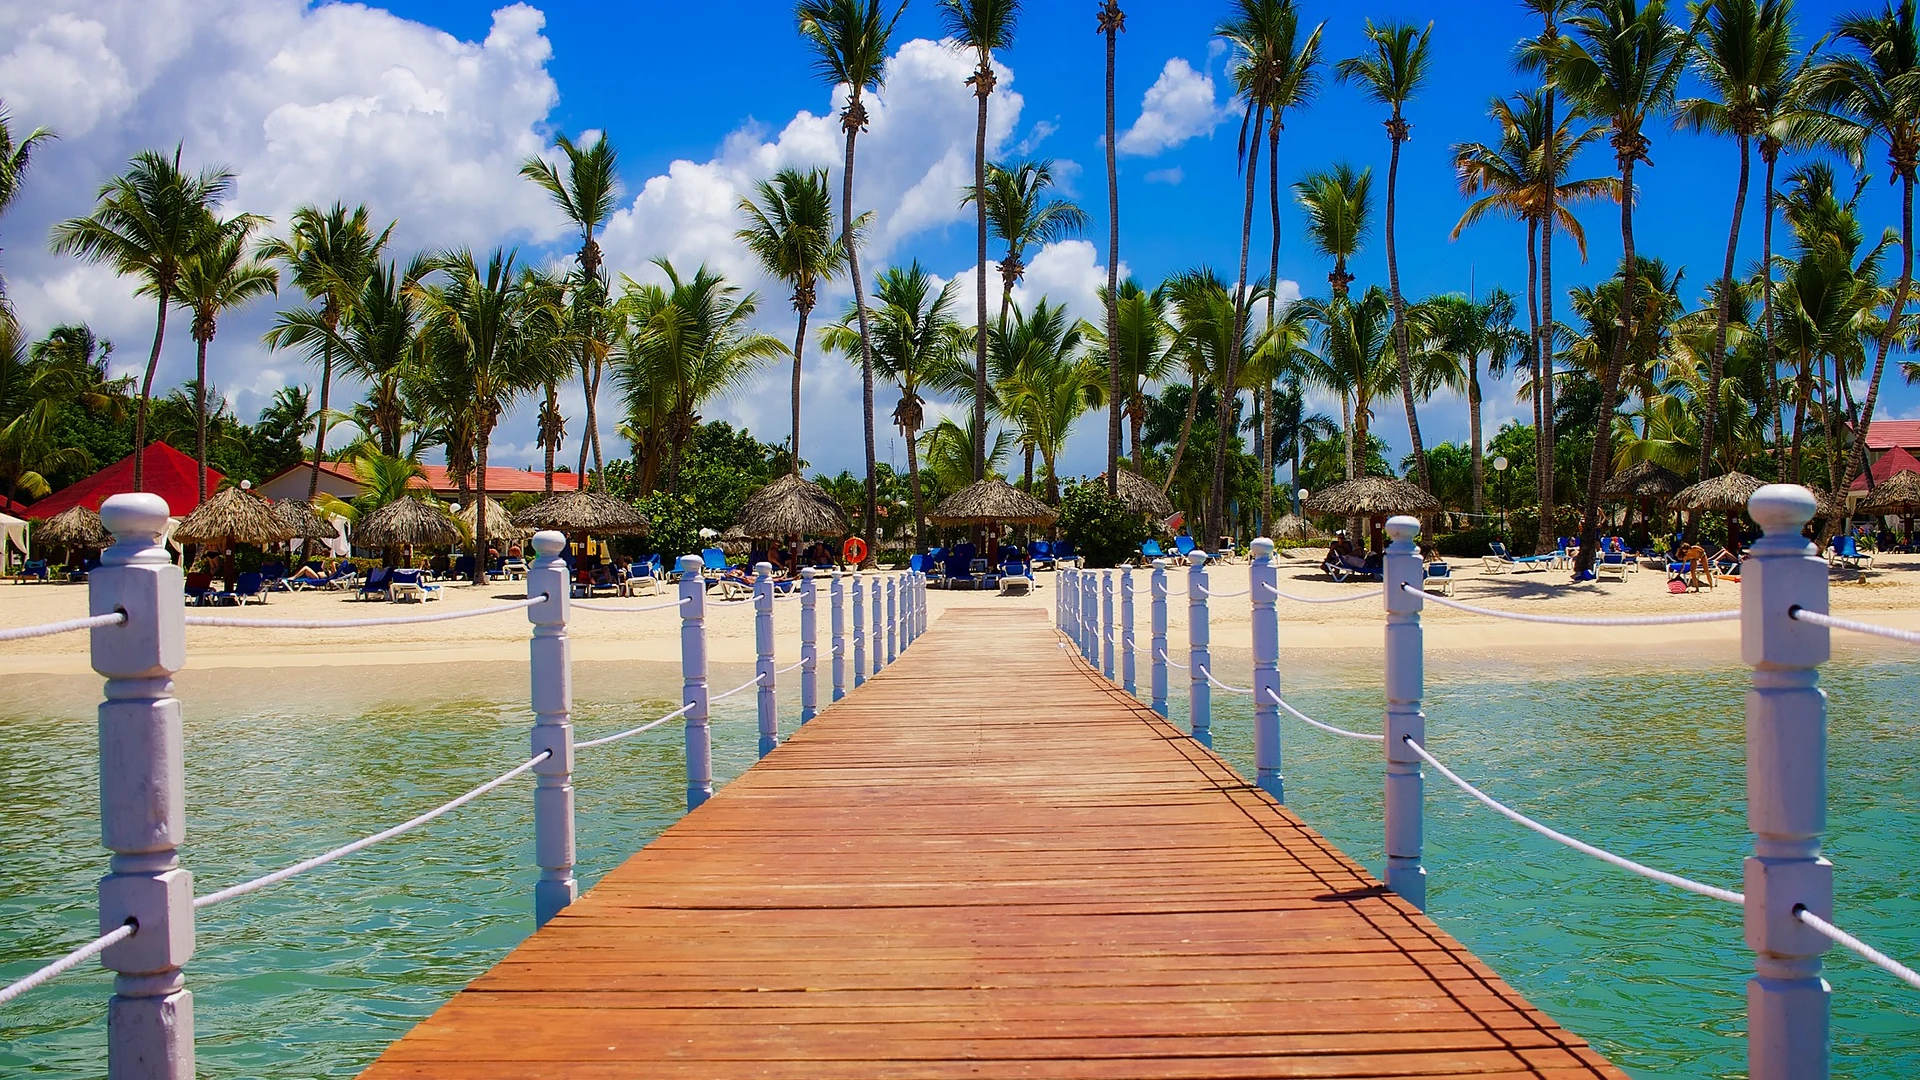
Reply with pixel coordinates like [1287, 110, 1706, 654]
[257, 461, 581, 503]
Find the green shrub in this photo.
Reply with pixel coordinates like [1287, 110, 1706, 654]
[1057, 481, 1150, 568]
[1433, 526, 1501, 558]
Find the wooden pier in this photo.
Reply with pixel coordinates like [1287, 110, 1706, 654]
[362, 606, 1624, 1079]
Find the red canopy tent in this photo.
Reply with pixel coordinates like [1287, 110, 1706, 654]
[21, 443, 224, 520]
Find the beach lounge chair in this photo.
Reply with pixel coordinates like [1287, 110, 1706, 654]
[621, 564, 661, 597]
[1027, 540, 1054, 570]
[1140, 539, 1167, 561]
[998, 560, 1032, 596]
[1054, 541, 1077, 564]
[231, 572, 267, 606]
[389, 567, 429, 602]
[1595, 550, 1630, 582]
[10, 558, 49, 583]
[452, 554, 475, 581]
[943, 550, 975, 590]
[701, 548, 728, 577]
[972, 557, 1000, 592]
[1830, 534, 1873, 571]
[1423, 560, 1455, 596]
[501, 556, 528, 580]
[357, 566, 393, 600]
[184, 571, 217, 605]
[1483, 541, 1551, 574]
[1173, 535, 1197, 558]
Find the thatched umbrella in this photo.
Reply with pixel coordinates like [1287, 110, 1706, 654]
[1269, 513, 1322, 542]
[1600, 460, 1689, 544]
[272, 498, 336, 543]
[735, 473, 850, 539]
[174, 485, 299, 589]
[1110, 468, 1173, 517]
[37, 505, 111, 549]
[1860, 471, 1920, 547]
[356, 496, 462, 553]
[512, 490, 651, 536]
[1669, 471, 1766, 551]
[454, 497, 529, 543]
[1304, 476, 1440, 519]
[929, 477, 1058, 526]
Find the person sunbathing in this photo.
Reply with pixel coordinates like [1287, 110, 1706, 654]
[288, 563, 328, 583]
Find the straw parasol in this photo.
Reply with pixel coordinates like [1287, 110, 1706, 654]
[1859, 470, 1920, 515]
[1268, 513, 1322, 542]
[1668, 471, 1765, 514]
[272, 498, 336, 543]
[454, 496, 529, 542]
[1110, 468, 1174, 517]
[37, 505, 111, 549]
[1302, 476, 1440, 519]
[928, 477, 1058, 526]
[512, 490, 651, 535]
[355, 496, 463, 550]
[1599, 460, 1687, 500]
[173, 485, 297, 547]
[735, 472, 850, 538]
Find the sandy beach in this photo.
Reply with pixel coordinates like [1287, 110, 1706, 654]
[5, 548, 1916, 685]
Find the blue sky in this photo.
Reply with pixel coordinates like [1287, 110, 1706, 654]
[2, 0, 1910, 482]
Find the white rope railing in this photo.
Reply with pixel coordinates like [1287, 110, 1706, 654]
[1262, 582, 1384, 604]
[1264, 687, 1384, 742]
[192, 752, 550, 910]
[1197, 665, 1253, 694]
[1197, 585, 1249, 599]
[0, 611, 126, 642]
[572, 596, 689, 614]
[184, 596, 544, 630]
[708, 673, 764, 704]
[575, 702, 696, 750]
[1789, 607, 1920, 646]
[0, 923, 136, 1007]
[1795, 907, 1920, 991]
[773, 658, 806, 675]
[1403, 735, 1745, 906]
[1403, 584, 1739, 626]
[1155, 647, 1189, 670]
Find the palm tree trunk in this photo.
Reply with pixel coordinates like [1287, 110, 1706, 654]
[1575, 153, 1638, 578]
[905, 424, 924, 553]
[843, 109, 880, 566]
[1703, 134, 1751, 478]
[1262, 116, 1281, 533]
[1260, 383, 1275, 533]
[1790, 357, 1808, 483]
[1525, 217, 1543, 529]
[474, 429, 490, 586]
[1840, 173, 1914, 491]
[1214, 106, 1264, 543]
[1469, 354, 1485, 515]
[1821, 354, 1841, 493]
[195, 333, 209, 503]
[577, 357, 593, 484]
[972, 60, 992, 483]
[1129, 393, 1145, 470]
[542, 382, 557, 495]
[1023, 444, 1034, 492]
[588, 358, 606, 490]
[1342, 394, 1355, 480]
[308, 335, 333, 501]
[1161, 369, 1201, 498]
[1538, 32, 1558, 558]
[1384, 115, 1428, 493]
[1104, 16, 1122, 495]
[790, 304, 812, 475]
[133, 290, 171, 493]
[1763, 148, 1782, 468]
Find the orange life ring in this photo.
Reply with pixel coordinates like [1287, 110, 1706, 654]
[842, 537, 868, 565]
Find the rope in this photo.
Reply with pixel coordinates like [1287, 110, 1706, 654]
[1262, 582, 1385, 604]
[1198, 665, 1254, 694]
[1155, 648, 1190, 670]
[572, 596, 689, 613]
[185, 596, 543, 629]
[1197, 585, 1250, 599]
[575, 702, 696, 750]
[1795, 907, 1920, 991]
[1790, 606, 1920, 646]
[708, 673, 763, 703]
[1265, 688, 1384, 741]
[773, 658, 806, 675]
[1404, 585, 1739, 626]
[193, 752, 549, 910]
[0, 923, 135, 1006]
[1403, 736, 1745, 906]
[0, 611, 125, 642]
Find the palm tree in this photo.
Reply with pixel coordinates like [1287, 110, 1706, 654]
[1520, 0, 1574, 555]
[413, 249, 572, 583]
[966, 160, 1090, 333]
[1300, 286, 1401, 487]
[1098, 1, 1126, 494]
[1451, 90, 1620, 544]
[257, 202, 391, 499]
[1160, 268, 1269, 495]
[987, 299, 1103, 501]
[939, 0, 1022, 483]
[1805, 0, 1920, 493]
[1, 323, 121, 506]
[0, 103, 54, 304]
[176, 214, 276, 501]
[613, 260, 785, 495]
[1337, 19, 1434, 495]
[1082, 280, 1175, 468]
[1676, 0, 1795, 476]
[268, 257, 428, 460]
[1294, 163, 1372, 301]
[521, 132, 619, 491]
[1241, 297, 1315, 523]
[1527, 0, 1691, 576]
[919, 415, 1013, 494]
[799, 0, 907, 563]
[50, 148, 235, 492]
[737, 167, 852, 476]
[822, 262, 964, 550]
[1269, 380, 1338, 512]
[1422, 291, 1523, 513]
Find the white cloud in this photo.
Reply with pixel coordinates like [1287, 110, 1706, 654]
[1145, 167, 1183, 186]
[1118, 58, 1229, 157]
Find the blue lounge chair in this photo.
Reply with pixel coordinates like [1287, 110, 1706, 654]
[1053, 540, 1077, 563]
[1027, 540, 1054, 570]
[701, 547, 728, 575]
[12, 558, 48, 583]
[1830, 534, 1873, 570]
[1596, 550, 1631, 582]
[357, 566, 394, 600]
[389, 567, 441, 602]
[1172, 535, 1197, 557]
[943, 550, 975, 590]
[230, 571, 267, 606]
[1423, 560, 1454, 596]
[1483, 541, 1551, 574]
[998, 559, 1031, 596]
[1141, 539, 1167, 560]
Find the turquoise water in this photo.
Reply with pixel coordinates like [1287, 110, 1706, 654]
[2, 652, 1916, 1078]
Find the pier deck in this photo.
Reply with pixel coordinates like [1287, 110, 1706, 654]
[361, 607, 1623, 1079]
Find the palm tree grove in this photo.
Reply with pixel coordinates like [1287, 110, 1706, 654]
[3, 0, 1918, 576]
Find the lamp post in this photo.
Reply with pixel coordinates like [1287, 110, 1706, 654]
[1492, 456, 1509, 540]
[1296, 488, 1309, 517]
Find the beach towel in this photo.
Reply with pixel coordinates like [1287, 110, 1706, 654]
[1667, 579, 1687, 594]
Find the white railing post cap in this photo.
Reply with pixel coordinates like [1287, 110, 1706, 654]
[531, 530, 567, 557]
[1385, 516, 1421, 545]
[1748, 484, 1817, 541]
[1249, 537, 1274, 560]
[678, 553, 703, 576]
[1188, 550, 1208, 567]
[101, 492, 173, 558]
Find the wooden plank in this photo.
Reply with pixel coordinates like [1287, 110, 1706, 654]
[360, 607, 1625, 1079]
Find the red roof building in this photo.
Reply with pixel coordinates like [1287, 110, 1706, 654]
[256, 460, 581, 503]
[1850, 445, 1920, 491]
[1862, 420, 1920, 454]
[21, 443, 224, 520]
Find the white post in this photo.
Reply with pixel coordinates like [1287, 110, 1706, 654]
[1250, 537, 1282, 802]
[918, 571, 928, 637]
[1121, 568, 1136, 696]
[527, 531, 575, 926]
[1150, 559, 1169, 717]
[800, 568, 818, 723]
[1101, 571, 1116, 680]
[1382, 516, 1426, 910]
[679, 554, 712, 811]
[851, 570, 866, 688]
[886, 576, 898, 664]
[94, 493, 193, 1080]
[1743, 485, 1831, 1080]
[830, 569, 846, 702]
[1055, 564, 1065, 627]
[869, 576, 883, 676]
[1188, 551, 1211, 747]
[1082, 571, 1097, 663]
[753, 561, 777, 758]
